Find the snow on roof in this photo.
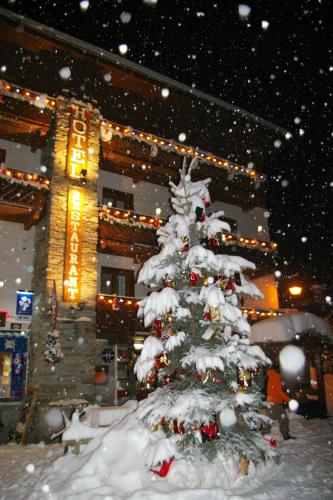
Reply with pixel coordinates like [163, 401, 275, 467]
[250, 312, 333, 344]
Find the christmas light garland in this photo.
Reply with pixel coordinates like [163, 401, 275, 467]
[0, 80, 266, 184]
[0, 165, 50, 189]
[0, 80, 56, 110]
[96, 293, 284, 320]
[100, 120, 266, 182]
[99, 205, 277, 252]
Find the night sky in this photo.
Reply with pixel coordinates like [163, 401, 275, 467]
[2, 0, 332, 284]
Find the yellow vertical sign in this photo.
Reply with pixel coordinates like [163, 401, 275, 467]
[66, 104, 89, 180]
[64, 186, 84, 302]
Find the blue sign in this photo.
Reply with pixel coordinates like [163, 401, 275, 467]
[101, 347, 115, 364]
[16, 291, 34, 320]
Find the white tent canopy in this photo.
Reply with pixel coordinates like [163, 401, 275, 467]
[250, 312, 333, 344]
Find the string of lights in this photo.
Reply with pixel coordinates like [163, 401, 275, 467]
[0, 165, 50, 189]
[99, 205, 277, 252]
[100, 120, 266, 183]
[97, 293, 284, 320]
[0, 80, 266, 185]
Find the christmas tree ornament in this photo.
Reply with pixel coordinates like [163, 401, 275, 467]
[197, 369, 211, 384]
[181, 235, 189, 252]
[237, 368, 253, 390]
[169, 419, 185, 434]
[239, 456, 249, 475]
[150, 457, 174, 477]
[203, 310, 212, 321]
[219, 277, 228, 290]
[219, 407, 237, 428]
[189, 271, 201, 286]
[209, 237, 218, 247]
[164, 277, 176, 288]
[226, 277, 236, 292]
[202, 326, 217, 341]
[209, 306, 220, 321]
[150, 419, 164, 432]
[155, 353, 169, 369]
[200, 421, 220, 442]
[152, 319, 163, 337]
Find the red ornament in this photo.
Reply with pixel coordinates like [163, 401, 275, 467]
[204, 199, 210, 208]
[150, 457, 174, 478]
[85, 109, 91, 119]
[201, 422, 219, 442]
[182, 242, 189, 252]
[152, 319, 163, 337]
[199, 213, 206, 223]
[203, 311, 212, 321]
[226, 278, 236, 291]
[189, 272, 201, 286]
[209, 237, 218, 247]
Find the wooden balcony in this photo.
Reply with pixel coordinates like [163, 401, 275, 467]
[95, 293, 286, 344]
[0, 166, 49, 229]
[98, 205, 277, 272]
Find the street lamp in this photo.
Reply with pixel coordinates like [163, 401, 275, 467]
[289, 285, 303, 296]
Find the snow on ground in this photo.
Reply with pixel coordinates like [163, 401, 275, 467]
[0, 414, 332, 500]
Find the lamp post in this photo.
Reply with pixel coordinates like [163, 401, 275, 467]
[289, 285, 303, 296]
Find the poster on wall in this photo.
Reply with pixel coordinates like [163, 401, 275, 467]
[16, 291, 34, 320]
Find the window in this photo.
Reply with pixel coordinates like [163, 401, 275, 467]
[0, 148, 6, 165]
[100, 267, 134, 296]
[102, 188, 134, 210]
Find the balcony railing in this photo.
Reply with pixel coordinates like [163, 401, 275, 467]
[99, 205, 277, 252]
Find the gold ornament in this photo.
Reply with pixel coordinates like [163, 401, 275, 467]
[237, 369, 253, 391]
[239, 456, 249, 475]
[209, 306, 220, 321]
[202, 327, 217, 341]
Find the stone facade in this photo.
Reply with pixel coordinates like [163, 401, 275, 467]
[28, 98, 104, 440]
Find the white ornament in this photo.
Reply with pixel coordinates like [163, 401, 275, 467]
[219, 407, 237, 428]
[279, 345, 306, 374]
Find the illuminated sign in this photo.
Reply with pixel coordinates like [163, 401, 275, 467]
[64, 187, 84, 302]
[66, 104, 89, 180]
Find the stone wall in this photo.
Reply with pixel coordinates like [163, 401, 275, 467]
[28, 98, 103, 440]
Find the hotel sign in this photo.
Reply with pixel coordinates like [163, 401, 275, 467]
[66, 104, 89, 180]
[64, 187, 84, 302]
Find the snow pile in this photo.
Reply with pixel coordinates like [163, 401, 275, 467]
[25, 410, 256, 499]
[83, 401, 137, 427]
[1, 412, 331, 499]
[251, 312, 333, 343]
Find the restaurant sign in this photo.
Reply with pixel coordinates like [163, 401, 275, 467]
[66, 104, 89, 180]
[64, 186, 84, 302]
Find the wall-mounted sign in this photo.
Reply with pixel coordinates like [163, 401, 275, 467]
[66, 104, 89, 180]
[101, 347, 115, 364]
[64, 186, 84, 302]
[16, 291, 33, 320]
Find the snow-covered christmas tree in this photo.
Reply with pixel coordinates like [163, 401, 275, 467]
[134, 158, 276, 472]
